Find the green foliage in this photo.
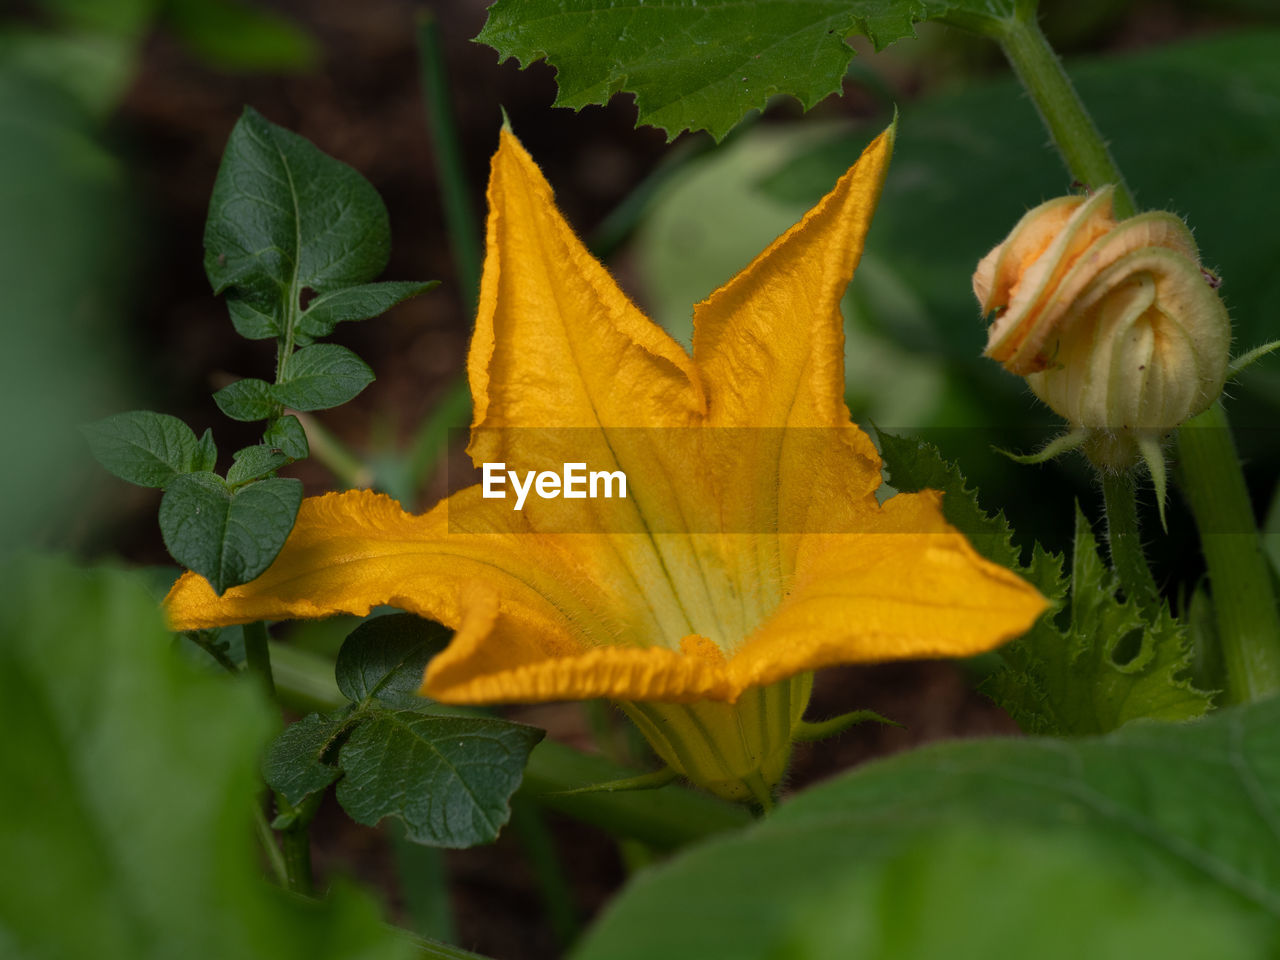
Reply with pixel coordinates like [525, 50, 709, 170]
[986, 505, 1214, 734]
[81, 411, 217, 488]
[476, 0, 1017, 141]
[575, 697, 1280, 959]
[0, 557, 407, 960]
[879, 432, 1211, 734]
[335, 611, 448, 708]
[206, 106, 392, 308]
[85, 109, 432, 593]
[214, 377, 277, 421]
[274, 344, 375, 411]
[264, 614, 544, 848]
[299, 281, 437, 338]
[227, 443, 291, 485]
[158, 473, 302, 594]
[264, 414, 309, 459]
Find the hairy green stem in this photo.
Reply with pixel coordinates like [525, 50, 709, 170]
[1177, 403, 1280, 703]
[242, 620, 276, 699]
[269, 641, 750, 846]
[1100, 471, 1158, 605]
[994, 13, 1136, 217]
[280, 818, 313, 896]
[253, 802, 289, 887]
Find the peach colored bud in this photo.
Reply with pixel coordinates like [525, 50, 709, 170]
[974, 186, 1230, 466]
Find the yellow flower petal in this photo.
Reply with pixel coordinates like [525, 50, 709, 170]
[728, 491, 1048, 692]
[164, 123, 1048, 803]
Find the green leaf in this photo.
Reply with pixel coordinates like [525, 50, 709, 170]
[878, 432, 1210, 734]
[335, 711, 543, 848]
[227, 443, 290, 485]
[263, 710, 349, 807]
[878, 430, 1022, 572]
[158, 473, 302, 594]
[165, 0, 319, 72]
[204, 106, 391, 305]
[0, 557, 408, 959]
[264, 414, 309, 459]
[985, 506, 1214, 735]
[574, 699, 1280, 960]
[476, 0, 1015, 141]
[81, 410, 208, 488]
[298, 280, 437, 338]
[227, 294, 280, 340]
[272, 343, 374, 412]
[213, 377, 277, 421]
[335, 613, 452, 709]
[194, 427, 218, 471]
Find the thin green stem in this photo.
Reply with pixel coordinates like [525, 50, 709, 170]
[242, 620, 276, 699]
[994, 14, 1136, 217]
[1177, 403, 1280, 703]
[268, 641, 751, 847]
[253, 802, 289, 887]
[405, 12, 479, 498]
[392, 831, 456, 944]
[280, 819, 313, 895]
[291, 410, 372, 490]
[403, 379, 471, 503]
[511, 800, 579, 947]
[1100, 471, 1158, 606]
[417, 11, 482, 313]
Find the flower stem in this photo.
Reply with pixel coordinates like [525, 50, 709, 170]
[993, 13, 1136, 218]
[1177, 402, 1280, 703]
[1100, 471, 1158, 606]
[280, 817, 313, 895]
[242, 620, 276, 699]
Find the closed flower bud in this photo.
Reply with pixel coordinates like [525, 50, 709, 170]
[973, 186, 1230, 469]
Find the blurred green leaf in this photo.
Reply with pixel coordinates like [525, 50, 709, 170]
[213, 377, 277, 421]
[298, 280, 439, 338]
[0, 56, 134, 548]
[205, 106, 392, 304]
[759, 29, 1280, 354]
[336, 712, 543, 849]
[985, 505, 1214, 734]
[158, 473, 302, 594]
[477, 0, 1017, 141]
[335, 613, 451, 709]
[164, 0, 318, 72]
[264, 414, 309, 460]
[226, 443, 290, 485]
[0, 29, 136, 120]
[0, 557, 407, 959]
[273, 344, 374, 412]
[82, 410, 210, 488]
[575, 697, 1280, 959]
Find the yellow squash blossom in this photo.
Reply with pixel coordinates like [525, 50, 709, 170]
[167, 123, 1045, 803]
